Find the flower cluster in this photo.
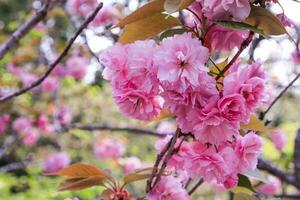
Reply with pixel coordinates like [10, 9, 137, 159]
[100, 0, 270, 198]
[93, 138, 125, 160]
[43, 152, 71, 173]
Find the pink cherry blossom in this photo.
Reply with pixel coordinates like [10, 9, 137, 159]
[43, 152, 71, 173]
[201, 0, 251, 21]
[65, 53, 89, 81]
[101, 40, 162, 121]
[270, 128, 287, 152]
[156, 121, 176, 135]
[234, 132, 263, 172]
[55, 106, 72, 125]
[204, 25, 249, 52]
[13, 117, 32, 133]
[257, 178, 281, 196]
[292, 51, 300, 65]
[217, 93, 249, 123]
[91, 6, 121, 27]
[223, 61, 266, 112]
[154, 33, 209, 87]
[276, 13, 295, 27]
[21, 128, 39, 147]
[119, 157, 142, 174]
[186, 141, 229, 183]
[94, 138, 125, 160]
[147, 176, 189, 200]
[68, 0, 98, 18]
[41, 77, 59, 93]
[0, 114, 10, 134]
[37, 114, 54, 134]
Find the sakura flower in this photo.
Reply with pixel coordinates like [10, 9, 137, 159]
[223, 62, 266, 112]
[13, 117, 32, 133]
[101, 40, 162, 121]
[292, 51, 300, 65]
[257, 178, 281, 196]
[204, 25, 249, 52]
[56, 106, 72, 126]
[270, 128, 287, 152]
[41, 77, 59, 93]
[154, 33, 209, 87]
[65, 53, 89, 80]
[21, 128, 39, 147]
[94, 138, 125, 160]
[119, 157, 142, 174]
[0, 114, 10, 134]
[91, 6, 121, 27]
[37, 114, 54, 134]
[68, 0, 98, 18]
[185, 141, 229, 183]
[147, 176, 189, 200]
[217, 93, 248, 123]
[223, 0, 251, 21]
[276, 13, 295, 27]
[234, 132, 263, 172]
[43, 152, 71, 173]
[156, 121, 176, 135]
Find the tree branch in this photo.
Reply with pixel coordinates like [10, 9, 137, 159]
[260, 73, 300, 120]
[0, 0, 51, 60]
[0, 2, 104, 102]
[188, 178, 204, 195]
[215, 31, 255, 81]
[257, 158, 300, 189]
[65, 124, 168, 137]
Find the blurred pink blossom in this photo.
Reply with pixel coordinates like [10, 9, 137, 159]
[94, 138, 125, 160]
[43, 152, 71, 173]
[270, 128, 287, 152]
[119, 157, 142, 174]
[0, 114, 10, 134]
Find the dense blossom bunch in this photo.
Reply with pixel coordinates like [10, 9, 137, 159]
[100, 10, 268, 194]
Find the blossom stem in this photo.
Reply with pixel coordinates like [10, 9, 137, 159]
[215, 31, 255, 81]
[188, 178, 204, 195]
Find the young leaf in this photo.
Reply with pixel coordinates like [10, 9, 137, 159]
[152, 108, 174, 122]
[215, 21, 265, 36]
[244, 6, 287, 36]
[47, 163, 110, 179]
[209, 58, 228, 90]
[58, 176, 106, 191]
[234, 193, 260, 200]
[240, 115, 270, 135]
[164, 0, 195, 14]
[123, 172, 151, 184]
[115, 0, 165, 27]
[159, 28, 187, 40]
[118, 13, 181, 44]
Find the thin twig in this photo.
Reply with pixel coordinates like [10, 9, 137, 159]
[188, 178, 204, 195]
[215, 31, 255, 81]
[0, 0, 51, 60]
[66, 124, 168, 137]
[260, 73, 300, 120]
[0, 3, 104, 102]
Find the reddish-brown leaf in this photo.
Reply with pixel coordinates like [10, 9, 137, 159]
[58, 175, 106, 191]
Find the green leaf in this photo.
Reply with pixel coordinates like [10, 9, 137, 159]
[244, 6, 287, 36]
[216, 21, 265, 36]
[237, 174, 255, 192]
[242, 169, 270, 183]
[118, 13, 181, 44]
[159, 28, 187, 40]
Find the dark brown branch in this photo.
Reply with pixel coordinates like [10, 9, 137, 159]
[66, 124, 168, 137]
[188, 178, 204, 195]
[0, 2, 103, 102]
[215, 31, 255, 81]
[0, 0, 51, 60]
[257, 158, 300, 189]
[0, 160, 31, 173]
[260, 73, 300, 120]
